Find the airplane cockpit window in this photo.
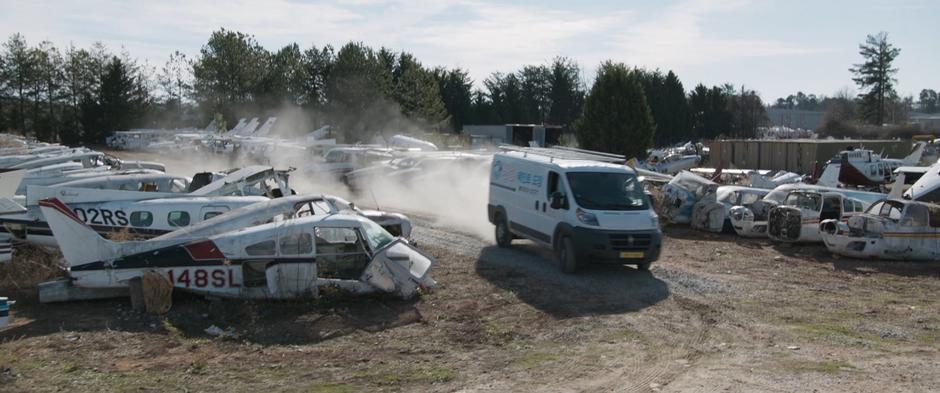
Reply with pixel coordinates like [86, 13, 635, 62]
[738, 192, 763, 206]
[314, 226, 369, 279]
[876, 201, 903, 221]
[203, 211, 223, 220]
[295, 200, 333, 217]
[171, 179, 188, 193]
[901, 204, 928, 227]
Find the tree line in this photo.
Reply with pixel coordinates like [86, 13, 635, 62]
[0, 29, 770, 159]
[770, 32, 932, 139]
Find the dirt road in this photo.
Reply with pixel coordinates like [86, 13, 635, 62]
[1, 214, 938, 392]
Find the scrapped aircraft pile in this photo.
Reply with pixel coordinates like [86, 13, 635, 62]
[0, 133, 436, 307]
[651, 140, 940, 260]
[1, 131, 938, 315]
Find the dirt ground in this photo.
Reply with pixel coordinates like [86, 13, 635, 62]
[1, 213, 938, 392]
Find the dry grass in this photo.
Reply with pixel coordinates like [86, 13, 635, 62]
[0, 243, 66, 291]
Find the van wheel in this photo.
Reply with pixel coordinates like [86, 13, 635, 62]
[637, 262, 651, 271]
[495, 216, 512, 247]
[557, 236, 579, 274]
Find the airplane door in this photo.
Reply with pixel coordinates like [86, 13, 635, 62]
[198, 206, 230, 222]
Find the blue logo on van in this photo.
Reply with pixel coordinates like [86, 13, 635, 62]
[492, 160, 503, 178]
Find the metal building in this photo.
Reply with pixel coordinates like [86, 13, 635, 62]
[707, 139, 913, 174]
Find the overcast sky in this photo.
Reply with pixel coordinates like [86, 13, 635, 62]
[2, 0, 937, 102]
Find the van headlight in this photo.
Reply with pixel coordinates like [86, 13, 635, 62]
[650, 214, 660, 227]
[576, 208, 599, 226]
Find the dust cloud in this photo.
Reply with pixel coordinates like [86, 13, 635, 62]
[349, 159, 495, 240]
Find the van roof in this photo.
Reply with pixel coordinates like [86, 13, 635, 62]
[496, 151, 635, 174]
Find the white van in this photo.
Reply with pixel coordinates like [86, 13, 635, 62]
[487, 150, 662, 273]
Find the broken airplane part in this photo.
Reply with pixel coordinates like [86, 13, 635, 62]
[820, 198, 940, 261]
[37, 198, 435, 302]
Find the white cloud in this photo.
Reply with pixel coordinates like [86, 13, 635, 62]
[0, 0, 828, 88]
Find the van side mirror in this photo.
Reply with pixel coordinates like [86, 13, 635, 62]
[550, 192, 566, 209]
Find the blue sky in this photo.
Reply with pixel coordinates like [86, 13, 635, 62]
[2, 0, 937, 102]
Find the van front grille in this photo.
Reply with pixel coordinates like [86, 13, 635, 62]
[609, 233, 651, 250]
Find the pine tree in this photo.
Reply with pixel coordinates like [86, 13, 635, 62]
[576, 62, 654, 159]
[850, 32, 900, 125]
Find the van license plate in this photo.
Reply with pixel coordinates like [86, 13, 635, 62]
[619, 251, 644, 259]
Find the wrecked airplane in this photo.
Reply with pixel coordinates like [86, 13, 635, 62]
[662, 171, 718, 224]
[690, 186, 770, 233]
[766, 190, 870, 243]
[820, 198, 940, 261]
[37, 198, 435, 302]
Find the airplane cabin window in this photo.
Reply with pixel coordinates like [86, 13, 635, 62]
[279, 232, 313, 255]
[245, 239, 276, 256]
[130, 211, 153, 227]
[203, 211, 223, 220]
[167, 211, 190, 227]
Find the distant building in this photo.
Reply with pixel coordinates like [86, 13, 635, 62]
[765, 108, 826, 131]
[462, 124, 567, 147]
[909, 112, 940, 134]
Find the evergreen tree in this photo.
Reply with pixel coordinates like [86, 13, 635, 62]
[300, 44, 334, 109]
[850, 32, 900, 125]
[546, 57, 585, 128]
[156, 50, 192, 127]
[390, 53, 447, 129]
[81, 56, 149, 143]
[576, 62, 654, 159]
[918, 89, 938, 113]
[1, 33, 36, 132]
[433, 67, 472, 132]
[191, 29, 270, 121]
[518, 65, 551, 124]
[660, 71, 690, 144]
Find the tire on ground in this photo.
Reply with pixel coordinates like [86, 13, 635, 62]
[494, 214, 512, 247]
[556, 236, 579, 274]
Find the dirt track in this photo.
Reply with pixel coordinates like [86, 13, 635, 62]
[1, 212, 939, 392]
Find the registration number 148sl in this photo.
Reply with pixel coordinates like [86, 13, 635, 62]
[167, 268, 241, 288]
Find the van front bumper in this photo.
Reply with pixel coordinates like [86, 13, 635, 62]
[570, 227, 662, 264]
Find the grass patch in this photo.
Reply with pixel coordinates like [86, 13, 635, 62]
[780, 359, 856, 374]
[484, 321, 514, 343]
[791, 321, 895, 347]
[162, 319, 184, 338]
[605, 328, 644, 343]
[511, 351, 559, 369]
[357, 365, 458, 385]
[309, 382, 361, 393]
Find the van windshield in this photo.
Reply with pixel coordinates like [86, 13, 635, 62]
[566, 172, 648, 211]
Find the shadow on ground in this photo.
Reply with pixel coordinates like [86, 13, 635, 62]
[832, 258, 940, 278]
[0, 288, 420, 345]
[475, 243, 669, 319]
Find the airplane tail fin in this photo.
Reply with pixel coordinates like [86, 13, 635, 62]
[0, 169, 25, 198]
[816, 162, 841, 187]
[37, 198, 120, 267]
[904, 142, 926, 166]
[888, 172, 905, 199]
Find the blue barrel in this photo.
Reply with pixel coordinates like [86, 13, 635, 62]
[0, 297, 8, 328]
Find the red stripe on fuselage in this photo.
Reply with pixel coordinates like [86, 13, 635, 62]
[184, 240, 225, 261]
[37, 198, 86, 225]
